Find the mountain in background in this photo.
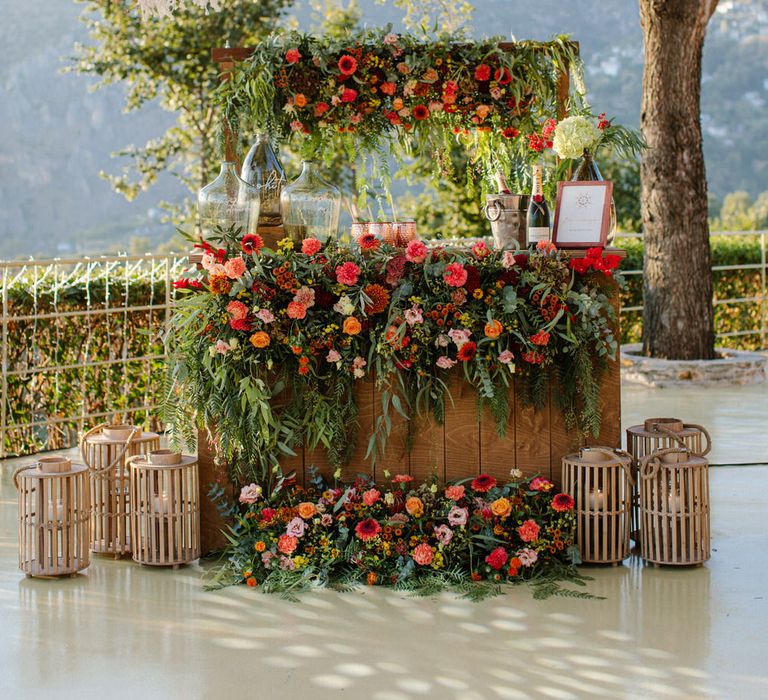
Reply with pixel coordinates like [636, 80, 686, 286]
[1, 0, 766, 258]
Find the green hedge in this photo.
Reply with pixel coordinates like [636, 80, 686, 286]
[3, 260, 177, 457]
[618, 235, 766, 350]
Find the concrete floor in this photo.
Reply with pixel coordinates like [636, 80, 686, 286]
[1, 383, 767, 700]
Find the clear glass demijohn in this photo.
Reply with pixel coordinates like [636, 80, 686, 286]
[240, 132, 286, 227]
[197, 161, 260, 239]
[280, 160, 341, 242]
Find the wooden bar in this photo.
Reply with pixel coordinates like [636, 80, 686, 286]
[478, 383, 516, 484]
[444, 373, 481, 482]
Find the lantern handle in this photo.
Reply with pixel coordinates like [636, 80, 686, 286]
[650, 422, 712, 457]
[578, 446, 635, 486]
[639, 447, 690, 480]
[12, 464, 36, 490]
[83, 425, 141, 475]
[79, 422, 109, 468]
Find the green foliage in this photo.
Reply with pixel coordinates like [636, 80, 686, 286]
[3, 259, 177, 456]
[618, 234, 767, 350]
[67, 0, 289, 223]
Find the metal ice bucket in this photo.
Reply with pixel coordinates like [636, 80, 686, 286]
[483, 193, 529, 249]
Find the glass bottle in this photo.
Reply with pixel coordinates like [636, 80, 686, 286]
[280, 160, 341, 242]
[526, 163, 550, 247]
[240, 133, 286, 227]
[572, 150, 617, 244]
[197, 162, 260, 239]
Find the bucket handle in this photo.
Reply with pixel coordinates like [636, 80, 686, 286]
[482, 199, 503, 222]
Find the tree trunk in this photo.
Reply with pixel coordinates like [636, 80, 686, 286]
[639, 0, 718, 360]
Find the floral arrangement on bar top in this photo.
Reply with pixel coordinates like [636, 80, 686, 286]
[207, 468, 594, 600]
[167, 227, 620, 485]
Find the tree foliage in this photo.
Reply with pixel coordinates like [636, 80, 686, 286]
[67, 0, 290, 223]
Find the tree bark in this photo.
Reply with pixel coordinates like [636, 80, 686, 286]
[639, 0, 718, 360]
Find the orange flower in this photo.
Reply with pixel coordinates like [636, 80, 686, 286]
[343, 316, 362, 335]
[405, 497, 424, 518]
[294, 93, 308, 108]
[246, 576, 258, 587]
[249, 331, 270, 348]
[254, 541, 266, 553]
[367, 572, 378, 586]
[209, 273, 232, 295]
[484, 319, 503, 339]
[490, 497, 512, 518]
[297, 502, 317, 519]
[363, 283, 390, 315]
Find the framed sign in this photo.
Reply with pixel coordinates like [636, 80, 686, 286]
[552, 181, 614, 248]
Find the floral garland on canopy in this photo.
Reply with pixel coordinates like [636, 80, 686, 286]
[216, 29, 584, 187]
[206, 467, 594, 600]
[165, 231, 621, 487]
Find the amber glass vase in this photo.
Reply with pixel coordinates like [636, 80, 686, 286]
[280, 161, 341, 242]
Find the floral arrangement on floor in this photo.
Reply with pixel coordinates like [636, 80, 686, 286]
[165, 229, 621, 486]
[207, 468, 596, 600]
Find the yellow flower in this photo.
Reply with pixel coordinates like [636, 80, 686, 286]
[249, 331, 271, 349]
[405, 497, 424, 518]
[277, 238, 294, 252]
[491, 497, 512, 518]
[254, 541, 266, 553]
[472, 288, 484, 299]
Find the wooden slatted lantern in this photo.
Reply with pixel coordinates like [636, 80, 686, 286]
[562, 446, 634, 564]
[639, 447, 710, 566]
[129, 450, 200, 568]
[626, 418, 711, 543]
[80, 423, 161, 557]
[15, 456, 90, 577]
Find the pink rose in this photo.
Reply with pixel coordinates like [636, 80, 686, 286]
[447, 506, 468, 527]
[517, 519, 540, 543]
[501, 251, 517, 269]
[278, 534, 298, 554]
[302, 238, 322, 256]
[326, 349, 341, 363]
[214, 339, 231, 355]
[239, 483, 262, 504]
[256, 308, 275, 323]
[404, 306, 423, 325]
[405, 239, 428, 264]
[517, 548, 538, 567]
[293, 286, 315, 308]
[335, 262, 361, 286]
[448, 328, 471, 348]
[226, 300, 249, 320]
[498, 350, 514, 365]
[223, 256, 246, 279]
[433, 524, 453, 545]
[286, 517, 306, 538]
[362, 488, 381, 506]
[444, 262, 468, 287]
[436, 356, 456, 370]
[287, 302, 307, 319]
[412, 543, 434, 566]
[396, 62, 411, 74]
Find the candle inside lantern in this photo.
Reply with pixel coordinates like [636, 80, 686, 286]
[667, 492, 682, 514]
[153, 492, 170, 515]
[588, 489, 604, 511]
[46, 499, 64, 521]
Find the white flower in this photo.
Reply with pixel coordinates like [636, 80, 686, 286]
[509, 468, 523, 479]
[435, 334, 450, 348]
[333, 295, 355, 316]
[552, 116, 600, 160]
[229, 337, 239, 349]
[448, 328, 471, 348]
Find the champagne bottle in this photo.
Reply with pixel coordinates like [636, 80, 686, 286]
[494, 171, 511, 194]
[526, 163, 550, 247]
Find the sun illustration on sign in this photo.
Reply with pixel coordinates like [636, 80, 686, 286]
[576, 192, 592, 208]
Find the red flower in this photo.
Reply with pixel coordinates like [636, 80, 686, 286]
[314, 102, 330, 117]
[230, 318, 252, 332]
[597, 254, 621, 274]
[552, 493, 575, 512]
[457, 341, 477, 362]
[597, 112, 610, 130]
[392, 474, 413, 484]
[586, 247, 604, 259]
[338, 54, 358, 76]
[285, 48, 301, 64]
[517, 519, 540, 543]
[173, 278, 202, 290]
[569, 257, 592, 274]
[494, 67, 512, 84]
[471, 474, 497, 493]
[341, 88, 358, 103]
[358, 233, 380, 252]
[502, 126, 519, 139]
[507, 557, 522, 577]
[335, 261, 361, 285]
[530, 330, 550, 346]
[355, 518, 382, 541]
[522, 351, 544, 364]
[301, 237, 322, 256]
[384, 110, 402, 125]
[260, 508, 277, 524]
[527, 133, 545, 152]
[485, 546, 508, 570]
[241, 233, 264, 255]
[246, 576, 258, 587]
[412, 104, 429, 120]
[380, 81, 397, 96]
[541, 118, 558, 139]
[474, 64, 491, 81]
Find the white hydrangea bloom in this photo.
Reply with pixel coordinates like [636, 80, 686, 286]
[552, 116, 600, 160]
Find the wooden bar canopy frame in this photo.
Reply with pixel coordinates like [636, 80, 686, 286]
[194, 40, 623, 555]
